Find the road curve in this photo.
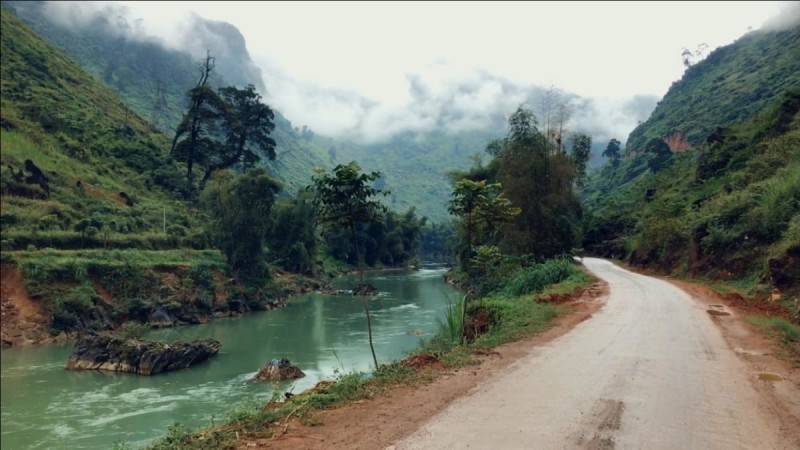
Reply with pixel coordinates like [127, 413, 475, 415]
[396, 258, 789, 450]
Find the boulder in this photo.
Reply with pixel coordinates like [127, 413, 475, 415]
[66, 333, 220, 375]
[352, 283, 379, 296]
[255, 358, 305, 381]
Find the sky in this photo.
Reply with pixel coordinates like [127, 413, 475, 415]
[55, 1, 797, 141]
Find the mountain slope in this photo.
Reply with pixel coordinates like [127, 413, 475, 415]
[583, 25, 800, 312]
[626, 27, 800, 153]
[0, 7, 194, 241]
[3, 1, 332, 194]
[0, 9, 245, 344]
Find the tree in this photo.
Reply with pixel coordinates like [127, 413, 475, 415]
[602, 138, 622, 164]
[449, 179, 519, 342]
[266, 191, 318, 274]
[202, 169, 280, 284]
[448, 179, 489, 274]
[199, 85, 277, 189]
[475, 183, 520, 246]
[171, 52, 226, 194]
[310, 162, 387, 369]
[645, 138, 673, 172]
[497, 107, 581, 258]
[570, 133, 592, 188]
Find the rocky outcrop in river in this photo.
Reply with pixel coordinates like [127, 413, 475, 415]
[254, 358, 305, 381]
[352, 283, 379, 296]
[66, 333, 220, 375]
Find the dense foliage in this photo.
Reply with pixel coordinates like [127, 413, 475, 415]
[201, 170, 281, 283]
[585, 91, 800, 317]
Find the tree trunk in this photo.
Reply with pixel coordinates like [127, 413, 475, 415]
[352, 222, 377, 369]
[461, 214, 473, 344]
[363, 296, 379, 370]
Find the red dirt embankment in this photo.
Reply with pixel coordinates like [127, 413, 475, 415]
[0, 264, 54, 347]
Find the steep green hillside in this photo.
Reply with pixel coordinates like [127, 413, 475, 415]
[626, 27, 800, 153]
[4, 1, 331, 194]
[585, 90, 799, 316]
[0, 10, 244, 340]
[0, 8, 197, 244]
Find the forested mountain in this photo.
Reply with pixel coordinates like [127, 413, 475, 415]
[584, 25, 800, 305]
[3, 0, 333, 194]
[333, 129, 501, 220]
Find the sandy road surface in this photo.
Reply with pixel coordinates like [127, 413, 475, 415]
[397, 258, 794, 450]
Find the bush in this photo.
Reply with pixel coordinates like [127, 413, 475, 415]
[501, 258, 577, 297]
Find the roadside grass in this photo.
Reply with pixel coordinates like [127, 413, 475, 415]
[146, 260, 594, 449]
[747, 316, 800, 363]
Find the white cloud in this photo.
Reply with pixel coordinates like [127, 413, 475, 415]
[38, 1, 792, 143]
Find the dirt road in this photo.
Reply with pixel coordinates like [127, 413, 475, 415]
[396, 258, 796, 450]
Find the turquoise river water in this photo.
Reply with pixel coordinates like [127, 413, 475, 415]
[1, 267, 457, 449]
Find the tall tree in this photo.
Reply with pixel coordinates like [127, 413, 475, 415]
[199, 85, 277, 189]
[171, 52, 226, 193]
[448, 179, 489, 274]
[602, 138, 622, 164]
[310, 162, 387, 369]
[570, 133, 592, 188]
[497, 107, 581, 257]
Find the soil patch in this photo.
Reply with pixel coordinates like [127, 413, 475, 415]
[1, 264, 52, 347]
[403, 354, 445, 371]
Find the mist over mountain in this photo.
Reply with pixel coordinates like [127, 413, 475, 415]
[3, 0, 660, 220]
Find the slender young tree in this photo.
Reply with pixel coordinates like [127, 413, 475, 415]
[570, 133, 592, 188]
[311, 162, 387, 369]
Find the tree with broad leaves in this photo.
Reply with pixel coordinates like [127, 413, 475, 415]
[310, 162, 387, 369]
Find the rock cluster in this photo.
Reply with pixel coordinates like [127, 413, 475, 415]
[352, 283, 379, 296]
[66, 333, 220, 375]
[254, 358, 305, 381]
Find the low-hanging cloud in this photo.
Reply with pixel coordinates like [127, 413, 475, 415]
[261, 60, 657, 147]
[761, 1, 800, 31]
[23, 0, 658, 148]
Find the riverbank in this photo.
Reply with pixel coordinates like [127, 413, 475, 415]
[150, 264, 599, 449]
[0, 266, 459, 449]
[0, 258, 329, 348]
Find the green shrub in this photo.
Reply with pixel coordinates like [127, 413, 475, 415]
[501, 258, 577, 297]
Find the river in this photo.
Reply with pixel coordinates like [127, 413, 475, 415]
[0, 266, 457, 449]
